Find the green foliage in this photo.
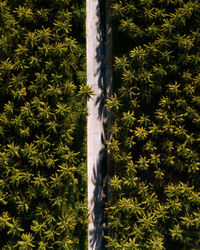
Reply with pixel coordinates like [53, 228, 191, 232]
[106, 0, 200, 248]
[0, 0, 88, 248]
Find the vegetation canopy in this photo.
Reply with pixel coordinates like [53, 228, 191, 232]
[106, 0, 200, 249]
[0, 0, 89, 248]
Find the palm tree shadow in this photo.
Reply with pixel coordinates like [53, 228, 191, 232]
[89, 146, 107, 249]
